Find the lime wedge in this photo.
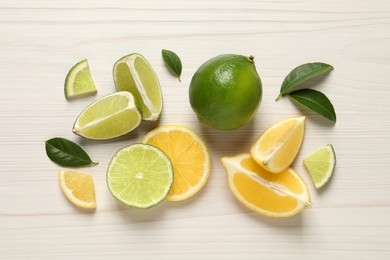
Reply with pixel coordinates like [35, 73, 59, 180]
[113, 53, 162, 121]
[65, 59, 97, 99]
[303, 144, 336, 190]
[73, 91, 142, 140]
[107, 144, 174, 208]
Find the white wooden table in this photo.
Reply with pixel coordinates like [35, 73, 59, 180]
[1, 0, 390, 259]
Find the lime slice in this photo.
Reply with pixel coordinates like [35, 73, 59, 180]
[65, 59, 97, 99]
[303, 144, 336, 190]
[73, 91, 142, 140]
[107, 144, 174, 208]
[113, 53, 162, 121]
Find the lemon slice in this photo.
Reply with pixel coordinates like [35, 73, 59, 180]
[65, 59, 97, 99]
[107, 144, 174, 208]
[221, 153, 311, 218]
[59, 170, 96, 209]
[143, 125, 211, 201]
[250, 116, 306, 173]
[113, 53, 162, 121]
[303, 144, 336, 190]
[72, 91, 142, 140]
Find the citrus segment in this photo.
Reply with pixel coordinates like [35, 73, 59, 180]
[113, 53, 162, 121]
[143, 125, 211, 201]
[58, 170, 96, 209]
[250, 116, 306, 173]
[73, 91, 142, 140]
[221, 153, 311, 217]
[65, 59, 97, 99]
[303, 144, 336, 189]
[107, 144, 173, 208]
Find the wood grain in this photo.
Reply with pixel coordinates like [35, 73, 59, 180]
[1, 0, 390, 259]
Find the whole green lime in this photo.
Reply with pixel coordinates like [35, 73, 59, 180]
[189, 54, 262, 130]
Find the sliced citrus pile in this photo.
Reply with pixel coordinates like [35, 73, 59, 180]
[107, 144, 173, 208]
[65, 59, 97, 99]
[113, 53, 162, 121]
[72, 91, 142, 140]
[59, 170, 96, 209]
[143, 125, 211, 201]
[221, 153, 311, 217]
[251, 116, 306, 173]
[304, 144, 336, 190]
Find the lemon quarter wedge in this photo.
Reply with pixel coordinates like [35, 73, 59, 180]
[251, 116, 306, 173]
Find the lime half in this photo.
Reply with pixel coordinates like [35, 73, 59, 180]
[73, 91, 142, 140]
[303, 144, 336, 190]
[113, 53, 162, 121]
[107, 144, 174, 208]
[65, 59, 97, 99]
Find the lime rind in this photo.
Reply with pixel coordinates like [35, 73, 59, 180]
[113, 53, 162, 121]
[303, 144, 336, 190]
[65, 59, 97, 99]
[107, 144, 174, 209]
[73, 91, 142, 140]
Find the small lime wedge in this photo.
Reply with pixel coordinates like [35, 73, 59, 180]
[65, 59, 97, 99]
[113, 53, 162, 121]
[73, 91, 142, 140]
[107, 144, 174, 208]
[303, 144, 336, 190]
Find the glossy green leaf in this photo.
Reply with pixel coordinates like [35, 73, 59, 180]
[45, 137, 98, 167]
[276, 62, 333, 100]
[288, 89, 336, 122]
[162, 49, 182, 82]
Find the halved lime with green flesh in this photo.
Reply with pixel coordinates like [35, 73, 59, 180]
[303, 144, 336, 190]
[65, 59, 97, 99]
[73, 91, 142, 140]
[113, 53, 162, 121]
[107, 144, 174, 208]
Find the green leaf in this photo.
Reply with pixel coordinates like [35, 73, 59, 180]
[162, 49, 182, 82]
[45, 137, 98, 167]
[288, 89, 336, 122]
[276, 62, 333, 100]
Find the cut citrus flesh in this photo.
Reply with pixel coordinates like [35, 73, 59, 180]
[303, 144, 336, 190]
[221, 153, 311, 218]
[58, 170, 96, 209]
[107, 144, 173, 208]
[143, 125, 211, 201]
[73, 91, 142, 140]
[65, 59, 97, 99]
[113, 53, 162, 121]
[250, 116, 306, 173]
